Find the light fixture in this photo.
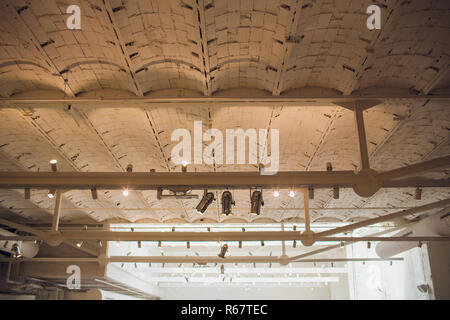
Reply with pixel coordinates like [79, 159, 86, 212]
[415, 187, 422, 200]
[122, 189, 129, 197]
[261, 240, 265, 247]
[24, 188, 30, 200]
[367, 242, 371, 249]
[181, 160, 188, 172]
[333, 187, 339, 199]
[138, 241, 142, 248]
[187, 241, 190, 249]
[289, 190, 296, 198]
[50, 159, 58, 172]
[218, 244, 228, 258]
[196, 191, 215, 214]
[126, 164, 133, 172]
[238, 241, 242, 248]
[76, 241, 83, 248]
[273, 190, 280, 198]
[48, 189, 56, 199]
[250, 190, 264, 215]
[326, 162, 333, 172]
[116, 240, 120, 247]
[417, 284, 430, 294]
[308, 187, 314, 199]
[293, 240, 296, 248]
[90, 188, 98, 200]
[11, 243, 22, 259]
[221, 191, 235, 215]
[158, 240, 162, 247]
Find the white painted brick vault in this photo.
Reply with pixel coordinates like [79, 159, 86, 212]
[0, 0, 449, 225]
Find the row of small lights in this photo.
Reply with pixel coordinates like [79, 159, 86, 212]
[46, 160, 297, 200]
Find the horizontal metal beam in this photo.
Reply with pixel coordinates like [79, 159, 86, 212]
[378, 155, 450, 181]
[0, 171, 361, 190]
[315, 198, 450, 238]
[1, 94, 449, 108]
[1, 172, 449, 191]
[0, 232, 448, 243]
[0, 256, 403, 264]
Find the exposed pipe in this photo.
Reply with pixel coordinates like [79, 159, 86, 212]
[376, 209, 450, 258]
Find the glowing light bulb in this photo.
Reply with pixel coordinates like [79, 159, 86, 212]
[182, 160, 188, 167]
[122, 189, 129, 197]
[289, 190, 296, 198]
[50, 159, 58, 164]
[273, 190, 280, 198]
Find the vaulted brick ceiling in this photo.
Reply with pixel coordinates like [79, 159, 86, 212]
[0, 0, 449, 225]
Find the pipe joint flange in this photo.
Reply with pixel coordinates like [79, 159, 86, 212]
[353, 168, 381, 198]
[300, 230, 315, 247]
[279, 254, 290, 266]
[45, 234, 62, 247]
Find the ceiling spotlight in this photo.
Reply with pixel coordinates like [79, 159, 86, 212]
[238, 241, 242, 249]
[126, 164, 133, 173]
[76, 241, 83, 248]
[116, 240, 120, 247]
[138, 241, 142, 249]
[261, 240, 265, 247]
[48, 189, 56, 199]
[273, 190, 280, 198]
[218, 244, 228, 258]
[293, 240, 297, 248]
[326, 162, 333, 172]
[122, 189, 129, 197]
[11, 243, 22, 259]
[91, 188, 98, 200]
[158, 241, 162, 247]
[289, 190, 296, 198]
[187, 241, 190, 249]
[221, 191, 235, 215]
[196, 191, 215, 214]
[367, 242, 371, 249]
[181, 161, 188, 172]
[50, 160, 58, 172]
[250, 190, 264, 215]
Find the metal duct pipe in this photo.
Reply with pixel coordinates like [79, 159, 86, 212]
[0, 228, 40, 258]
[376, 209, 450, 258]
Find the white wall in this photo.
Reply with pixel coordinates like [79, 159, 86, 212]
[346, 242, 433, 300]
[162, 286, 331, 300]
